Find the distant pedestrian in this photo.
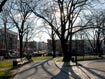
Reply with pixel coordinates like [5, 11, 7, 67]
[26, 54, 33, 62]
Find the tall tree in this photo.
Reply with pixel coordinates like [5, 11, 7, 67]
[8, 0, 32, 58]
[25, 0, 95, 62]
[42, 22, 57, 57]
[84, 10, 105, 57]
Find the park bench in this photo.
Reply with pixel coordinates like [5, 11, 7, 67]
[13, 57, 28, 67]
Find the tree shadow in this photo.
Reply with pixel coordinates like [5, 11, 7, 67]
[94, 59, 105, 62]
[79, 64, 105, 79]
[18, 58, 52, 74]
[51, 63, 70, 79]
[51, 62, 81, 79]
[14, 59, 84, 79]
[89, 67, 105, 72]
[14, 58, 53, 79]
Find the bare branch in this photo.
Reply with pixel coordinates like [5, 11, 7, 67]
[0, 0, 7, 12]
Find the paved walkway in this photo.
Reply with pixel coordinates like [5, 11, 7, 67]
[14, 59, 72, 79]
[55, 61, 90, 79]
[13, 58, 105, 79]
[55, 58, 105, 79]
[79, 59, 105, 79]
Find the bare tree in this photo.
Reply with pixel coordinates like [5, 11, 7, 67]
[23, 24, 34, 52]
[25, 0, 92, 62]
[41, 20, 57, 58]
[20, 0, 105, 63]
[8, 0, 32, 58]
[44, 25, 57, 58]
[84, 10, 105, 57]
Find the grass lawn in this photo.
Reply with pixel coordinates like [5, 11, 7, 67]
[0, 61, 12, 79]
[1, 55, 101, 78]
[0, 56, 52, 79]
[32, 56, 52, 61]
[76, 55, 103, 61]
[56, 55, 104, 62]
[0, 71, 11, 79]
[0, 61, 12, 68]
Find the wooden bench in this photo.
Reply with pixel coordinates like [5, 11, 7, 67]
[13, 57, 28, 67]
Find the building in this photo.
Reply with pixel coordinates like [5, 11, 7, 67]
[17, 41, 47, 54]
[23, 41, 37, 52]
[35, 42, 47, 51]
[47, 40, 62, 52]
[0, 28, 18, 51]
[47, 39, 93, 56]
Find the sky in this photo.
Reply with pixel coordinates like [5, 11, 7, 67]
[0, 0, 105, 43]
[33, 33, 51, 42]
[29, 18, 51, 43]
[33, 0, 105, 42]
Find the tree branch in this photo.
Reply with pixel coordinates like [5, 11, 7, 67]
[0, 0, 7, 12]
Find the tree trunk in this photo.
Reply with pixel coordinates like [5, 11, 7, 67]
[61, 39, 71, 62]
[97, 40, 102, 57]
[52, 38, 56, 58]
[19, 35, 23, 58]
[69, 35, 73, 63]
[52, 29, 56, 58]
[4, 24, 8, 58]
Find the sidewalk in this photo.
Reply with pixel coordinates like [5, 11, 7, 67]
[55, 61, 90, 79]
[55, 58, 105, 79]
[79, 59, 105, 79]
[13, 59, 74, 79]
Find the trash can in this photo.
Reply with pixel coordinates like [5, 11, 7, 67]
[71, 57, 75, 62]
[13, 60, 17, 67]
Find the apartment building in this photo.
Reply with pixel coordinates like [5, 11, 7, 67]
[0, 28, 18, 51]
[47, 39, 93, 56]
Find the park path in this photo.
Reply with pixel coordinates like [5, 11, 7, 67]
[78, 59, 105, 79]
[14, 58, 105, 79]
[14, 59, 72, 79]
